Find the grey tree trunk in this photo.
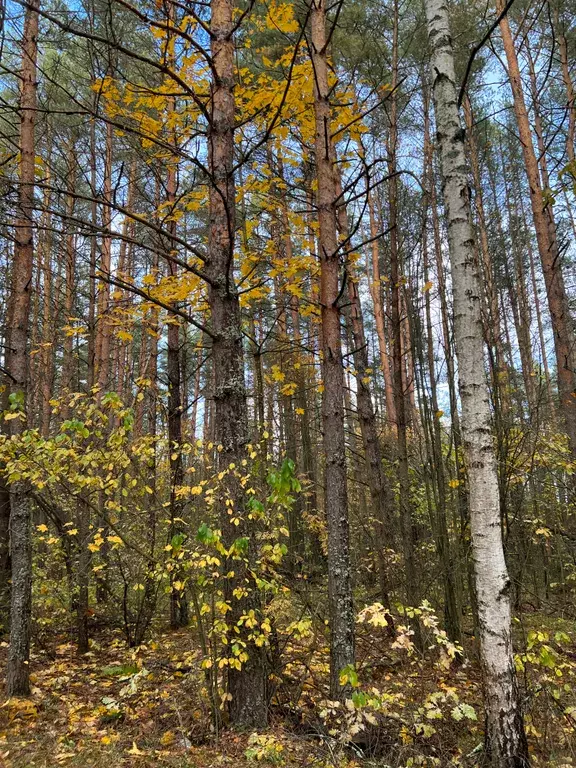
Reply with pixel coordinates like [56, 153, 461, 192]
[424, 0, 529, 764]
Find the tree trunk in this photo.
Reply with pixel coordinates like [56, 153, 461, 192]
[95, 121, 113, 394]
[422, 95, 460, 642]
[165, 111, 188, 629]
[5, 0, 39, 697]
[553, 5, 575, 164]
[425, 0, 529, 762]
[334, 170, 393, 610]
[463, 96, 512, 416]
[61, 140, 77, 407]
[497, 0, 576, 456]
[207, 0, 266, 726]
[367, 190, 396, 427]
[310, 0, 355, 698]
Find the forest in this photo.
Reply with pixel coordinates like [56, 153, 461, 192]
[0, 0, 575, 764]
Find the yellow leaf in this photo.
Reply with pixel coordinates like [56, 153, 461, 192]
[160, 731, 176, 746]
[127, 741, 146, 756]
[535, 527, 552, 538]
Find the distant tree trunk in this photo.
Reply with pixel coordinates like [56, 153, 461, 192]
[463, 96, 511, 416]
[87, 117, 98, 390]
[334, 170, 393, 610]
[423, 78, 473, 624]
[111, 165, 135, 403]
[207, 0, 266, 726]
[75, 497, 90, 654]
[166, 124, 188, 630]
[5, 0, 39, 697]
[387, 3, 420, 629]
[310, 0, 355, 698]
[38, 166, 54, 438]
[61, 140, 77, 407]
[367, 190, 396, 427]
[268, 162, 303, 566]
[277, 158, 321, 562]
[95, 121, 113, 394]
[422, 96, 460, 642]
[425, 0, 529, 763]
[552, 4, 575, 164]
[498, 150, 538, 415]
[497, 0, 576, 456]
[92, 125, 114, 606]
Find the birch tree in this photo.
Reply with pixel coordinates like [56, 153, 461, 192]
[423, 0, 529, 763]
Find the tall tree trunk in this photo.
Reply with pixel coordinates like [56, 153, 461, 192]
[425, 0, 528, 763]
[497, 0, 576, 456]
[383, 0, 422, 630]
[387, 3, 420, 628]
[95, 121, 113, 393]
[552, 4, 575, 164]
[207, 0, 266, 726]
[422, 95, 460, 642]
[310, 0, 355, 697]
[463, 96, 511, 416]
[367, 190, 396, 427]
[5, 0, 39, 697]
[87, 117, 98, 390]
[498, 150, 538, 415]
[165, 105, 188, 629]
[61, 140, 77, 407]
[38, 166, 54, 438]
[334, 170, 393, 610]
[424, 82, 473, 624]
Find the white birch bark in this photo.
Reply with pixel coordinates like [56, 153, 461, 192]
[423, 0, 528, 764]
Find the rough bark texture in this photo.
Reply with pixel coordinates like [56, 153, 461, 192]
[208, 0, 266, 726]
[5, 0, 39, 697]
[424, 0, 529, 764]
[310, 0, 355, 698]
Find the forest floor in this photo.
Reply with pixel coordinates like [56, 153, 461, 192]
[0, 629, 329, 768]
[0, 615, 575, 768]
